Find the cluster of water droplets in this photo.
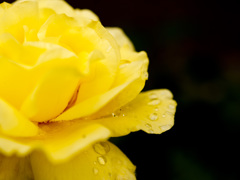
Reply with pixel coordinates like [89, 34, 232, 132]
[92, 142, 128, 179]
[145, 91, 175, 133]
[92, 142, 110, 176]
[111, 108, 126, 118]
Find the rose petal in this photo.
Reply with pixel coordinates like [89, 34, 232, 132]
[75, 21, 120, 102]
[30, 141, 136, 180]
[0, 122, 110, 162]
[53, 48, 148, 121]
[94, 89, 177, 136]
[75, 9, 99, 21]
[0, 0, 38, 43]
[0, 154, 33, 180]
[21, 67, 82, 122]
[107, 27, 135, 50]
[36, 0, 75, 17]
[0, 98, 38, 137]
[91, 52, 149, 118]
[53, 79, 135, 121]
[0, 56, 31, 109]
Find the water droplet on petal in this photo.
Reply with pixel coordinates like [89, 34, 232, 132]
[149, 93, 158, 100]
[162, 114, 166, 118]
[149, 113, 158, 121]
[159, 125, 172, 131]
[148, 129, 154, 134]
[93, 142, 110, 155]
[154, 107, 159, 111]
[169, 104, 175, 110]
[148, 99, 160, 106]
[166, 111, 174, 116]
[112, 113, 117, 117]
[142, 71, 149, 80]
[114, 158, 122, 165]
[97, 156, 107, 165]
[93, 168, 99, 175]
[145, 123, 152, 128]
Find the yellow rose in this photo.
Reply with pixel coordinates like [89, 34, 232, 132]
[0, 0, 177, 179]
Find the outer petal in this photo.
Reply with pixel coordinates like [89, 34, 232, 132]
[0, 98, 38, 137]
[36, 0, 75, 17]
[93, 51, 149, 117]
[107, 27, 135, 50]
[0, 154, 33, 180]
[0, 121, 110, 163]
[94, 89, 177, 136]
[30, 141, 136, 180]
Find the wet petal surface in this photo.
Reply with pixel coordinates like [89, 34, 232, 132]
[30, 141, 136, 180]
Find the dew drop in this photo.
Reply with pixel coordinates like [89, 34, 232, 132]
[97, 156, 107, 165]
[93, 168, 99, 175]
[159, 125, 172, 131]
[149, 93, 158, 100]
[93, 142, 110, 155]
[166, 111, 174, 116]
[169, 104, 175, 110]
[149, 129, 154, 134]
[162, 114, 166, 118]
[112, 113, 117, 117]
[113, 158, 123, 165]
[148, 99, 160, 106]
[154, 107, 159, 111]
[142, 71, 149, 80]
[149, 113, 158, 121]
[145, 123, 152, 128]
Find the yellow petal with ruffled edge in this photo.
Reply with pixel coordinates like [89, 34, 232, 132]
[53, 39, 147, 121]
[0, 0, 39, 43]
[0, 122, 110, 163]
[0, 154, 33, 180]
[21, 67, 81, 122]
[90, 52, 148, 118]
[75, 21, 120, 102]
[30, 141, 136, 180]
[94, 89, 176, 136]
[107, 27, 135, 50]
[35, 0, 75, 17]
[0, 98, 38, 137]
[53, 53, 147, 121]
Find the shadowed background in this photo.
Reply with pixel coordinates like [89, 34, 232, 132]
[66, 1, 239, 179]
[7, 0, 240, 179]
[69, 1, 239, 179]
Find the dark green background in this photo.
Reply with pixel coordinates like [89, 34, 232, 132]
[6, 0, 240, 179]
